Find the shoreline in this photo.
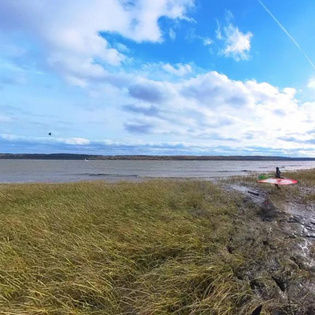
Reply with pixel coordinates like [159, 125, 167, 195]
[1, 153, 315, 161]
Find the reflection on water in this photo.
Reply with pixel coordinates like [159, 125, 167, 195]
[0, 159, 314, 183]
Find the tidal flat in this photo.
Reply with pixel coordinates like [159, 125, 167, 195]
[0, 169, 315, 314]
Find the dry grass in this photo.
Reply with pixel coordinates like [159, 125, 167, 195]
[0, 175, 314, 314]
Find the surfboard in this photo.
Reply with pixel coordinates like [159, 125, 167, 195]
[257, 178, 298, 185]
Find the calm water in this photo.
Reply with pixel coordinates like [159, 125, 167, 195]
[0, 159, 314, 183]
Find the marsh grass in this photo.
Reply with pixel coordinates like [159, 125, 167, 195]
[0, 175, 314, 314]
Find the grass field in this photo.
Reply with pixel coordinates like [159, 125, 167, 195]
[0, 170, 315, 314]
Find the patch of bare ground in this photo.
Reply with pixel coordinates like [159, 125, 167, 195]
[222, 169, 315, 314]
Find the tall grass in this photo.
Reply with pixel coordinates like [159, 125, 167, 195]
[0, 177, 314, 314]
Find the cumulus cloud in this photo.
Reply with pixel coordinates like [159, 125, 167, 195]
[118, 70, 315, 155]
[128, 80, 173, 103]
[216, 20, 253, 61]
[180, 72, 252, 108]
[0, 0, 195, 85]
[1, 1, 315, 156]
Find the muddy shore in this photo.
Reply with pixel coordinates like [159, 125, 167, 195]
[222, 173, 315, 314]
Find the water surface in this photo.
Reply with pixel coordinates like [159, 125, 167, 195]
[0, 159, 314, 183]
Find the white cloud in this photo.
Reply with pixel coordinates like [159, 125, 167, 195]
[0, 134, 90, 146]
[119, 70, 315, 154]
[217, 23, 253, 61]
[307, 79, 315, 89]
[65, 75, 88, 88]
[62, 137, 90, 145]
[169, 28, 176, 40]
[0, 0, 195, 85]
[202, 37, 213, 46]
[115, 43, 130, 53]
[215, 21, 223, 40]
[1, 1, 314, 156]
[283, 87, 296, 97]
[184, 28, 213, 46]
[162, 63, 192, 76]
[1, 66, 315, 155]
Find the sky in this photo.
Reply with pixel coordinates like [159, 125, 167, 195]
[1, 0, 315, 156]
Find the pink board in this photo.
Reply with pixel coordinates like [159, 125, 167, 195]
[258, 178, 298, 185]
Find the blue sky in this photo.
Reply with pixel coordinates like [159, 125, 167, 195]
[1, 0, 315, 156]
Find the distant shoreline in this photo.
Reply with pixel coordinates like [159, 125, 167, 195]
[0, 153, 315, 161]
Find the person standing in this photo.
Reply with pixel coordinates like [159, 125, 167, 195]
[275, 167, 281, 178]
[275, 167, 281, 189]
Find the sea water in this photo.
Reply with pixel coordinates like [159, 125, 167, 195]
[0, 159, 314, 183]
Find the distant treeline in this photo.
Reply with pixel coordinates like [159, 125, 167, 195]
[0, 153, 314, 161]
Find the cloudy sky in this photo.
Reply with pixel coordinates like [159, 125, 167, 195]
[1, 0, 315, 156]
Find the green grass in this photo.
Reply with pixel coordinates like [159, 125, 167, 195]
[0, 175, 314, 314]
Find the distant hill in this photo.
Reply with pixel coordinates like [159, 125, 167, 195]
[0, 153, 314, 161]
